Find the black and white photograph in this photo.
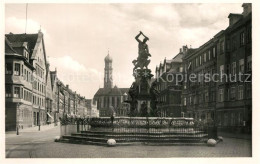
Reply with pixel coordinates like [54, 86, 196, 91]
[1, 0, 260, 162]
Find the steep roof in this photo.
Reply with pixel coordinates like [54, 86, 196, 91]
[110, 86, 122, 95]
[5, 33, 38, 58]
[5, 37, 17, 54]
[11, 42, 28, 48]
[187, 48, 198, 54]
[94, 87, 129, 97]
[172, 53, 183, 63]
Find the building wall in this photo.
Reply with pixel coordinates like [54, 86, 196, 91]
[5, 102, 17, 131]
[183, 39, 217, 121]
[5, 42, 35, 130]
[31, 33, 48, 126]
[154, 53, 184, 117]
[5, 32, 91, 131]
[153, 4, 252, 133]
[215, 7, 252, 131]
[181, 4, 252, 132]
[45, 64, 53, 123]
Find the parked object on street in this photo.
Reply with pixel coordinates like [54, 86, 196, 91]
[207, 139, 217, 147]
[107, 139, 116, 146]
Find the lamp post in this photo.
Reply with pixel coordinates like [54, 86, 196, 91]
[38, 106, 41, 131]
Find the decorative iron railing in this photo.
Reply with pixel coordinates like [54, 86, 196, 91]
[60, 116, 211, 128]
[60, 116, 217, 139]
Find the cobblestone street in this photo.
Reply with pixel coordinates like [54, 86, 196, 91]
[5, 126, 252, 158]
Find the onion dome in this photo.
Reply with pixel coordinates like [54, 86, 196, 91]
[104, 52, 112, 62]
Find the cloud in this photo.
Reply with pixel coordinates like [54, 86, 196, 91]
[49, 55, 87, 72]
[48, 55, 103, 98]
[5, 16, 51, 46]
[175, 3, 242, 29]
[48, 56, 102, 82]
[6, 16, 47, 34]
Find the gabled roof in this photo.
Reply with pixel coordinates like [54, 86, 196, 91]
[110, 86, 122, 95]
[172, 53, 183, 63]
[6, 31, 48, 78]
[94, 87, 129, 97]
[5, 33, 38, 58]
[5, 37, 17, 54]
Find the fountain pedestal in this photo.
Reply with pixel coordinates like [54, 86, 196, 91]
[128, 69, 153, 117]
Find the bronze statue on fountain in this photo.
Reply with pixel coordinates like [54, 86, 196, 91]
[128, 31, 157, 117]
[132, 31, 151, 71]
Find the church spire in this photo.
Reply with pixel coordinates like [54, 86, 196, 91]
[104, 50, 113, 88]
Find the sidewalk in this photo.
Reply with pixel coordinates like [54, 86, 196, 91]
[218, 131, 252, 140]
[5, 123, 59, 138]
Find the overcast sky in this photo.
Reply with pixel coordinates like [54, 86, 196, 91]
[5, 3, 243, 99]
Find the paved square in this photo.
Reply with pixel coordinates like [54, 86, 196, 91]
[6, 126, 252, 158]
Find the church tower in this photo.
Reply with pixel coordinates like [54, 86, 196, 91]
[104, 51, 113, 88]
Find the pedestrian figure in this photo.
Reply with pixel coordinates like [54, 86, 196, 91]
[109, 106, 115, 131]
[111, 114, 114, 125]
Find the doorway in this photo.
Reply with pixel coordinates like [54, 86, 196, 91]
[33, 112, 37, 126]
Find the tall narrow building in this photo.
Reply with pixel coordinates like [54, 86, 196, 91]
[104, 53, 113, 88]
[93, 52, 130, 117]
[5, 31, 55, 130]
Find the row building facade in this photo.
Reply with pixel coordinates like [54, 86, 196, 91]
[5, 31, 92, 131]
[154, 3, 252, 132]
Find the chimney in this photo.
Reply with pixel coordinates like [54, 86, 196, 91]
[66, 85, 69, 88]
[180, 48, 182, 53]
[242, 3, 252, 17]
[182, 45, 188, 53]
[228, 13, 242, 26]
